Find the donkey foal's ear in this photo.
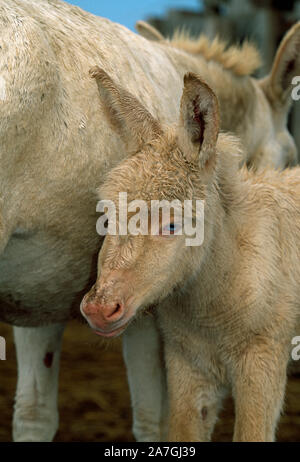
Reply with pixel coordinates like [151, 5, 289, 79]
[90, 66, 162, 152]
[178, 73, 220, 169]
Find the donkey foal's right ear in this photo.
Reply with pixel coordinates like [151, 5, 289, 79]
[90, 66, 162, 153]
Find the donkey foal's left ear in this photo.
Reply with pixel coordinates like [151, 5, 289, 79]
[178, 73, 220, 169]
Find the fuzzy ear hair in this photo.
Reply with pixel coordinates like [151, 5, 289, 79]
[90, 66, 162, 152]
[261, 22, 300, 107]
[178, 73, 220, 169]
[135, 21, 164, 42]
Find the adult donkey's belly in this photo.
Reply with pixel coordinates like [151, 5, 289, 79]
[0, 227, 100, 326]
[0, 1, 182, 327]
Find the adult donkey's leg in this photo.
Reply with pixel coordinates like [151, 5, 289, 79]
[122, 316, 166, 442]
[13, 323, 65, 442]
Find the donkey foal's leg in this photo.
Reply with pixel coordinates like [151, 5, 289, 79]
[122, 316, 165, 442]
[13, 323, 65, 442]
[233, 344, 288, 442]
[165, 346, 224, 442]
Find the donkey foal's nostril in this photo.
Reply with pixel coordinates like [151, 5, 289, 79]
[107, 303, 122, 318]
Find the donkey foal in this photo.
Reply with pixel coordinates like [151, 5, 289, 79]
[81, 68, 300, 442]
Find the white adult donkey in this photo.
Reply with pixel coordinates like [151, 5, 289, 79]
[0, 0, 299, 442]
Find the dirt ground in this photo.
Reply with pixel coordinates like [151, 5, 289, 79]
[0, 320, 299, 442]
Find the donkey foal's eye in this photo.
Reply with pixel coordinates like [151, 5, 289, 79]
[162, 223, 178, 236]
[168, 223, 175, 233]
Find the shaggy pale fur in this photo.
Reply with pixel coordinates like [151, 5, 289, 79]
[82, 70, 300, 442]
[136, 20, 300, 168]
[170, 31, 261, 77]
[0, 0, 299, 442]
[137, 20, 262, 77]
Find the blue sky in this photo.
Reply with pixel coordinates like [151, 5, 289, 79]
[66, 0, 202, 31]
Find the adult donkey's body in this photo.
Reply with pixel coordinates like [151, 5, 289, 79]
[0, 0, 298, 441]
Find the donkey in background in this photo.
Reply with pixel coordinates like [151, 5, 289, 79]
[0, 0, 299, 441]
[82, 69, 300, 441]
[136, 19, 300, 169]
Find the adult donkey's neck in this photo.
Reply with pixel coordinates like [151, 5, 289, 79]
[0, 0, 257, 245]
[17, 0, 257, 131]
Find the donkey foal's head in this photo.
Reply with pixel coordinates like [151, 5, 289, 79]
[81, 68, 242, 337]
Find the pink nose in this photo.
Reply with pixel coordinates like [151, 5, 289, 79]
[82, 301, 125, 329]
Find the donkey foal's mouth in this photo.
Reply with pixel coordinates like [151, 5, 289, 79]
[93, 321, 130, 338]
